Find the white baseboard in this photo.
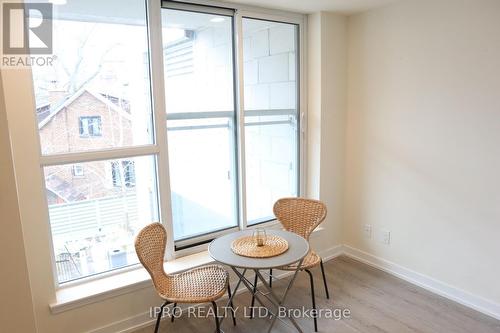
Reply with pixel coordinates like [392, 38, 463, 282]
[89, 244, 500, 332]
[342, 245, 500, 321]
[88, 311, 153, 333]
[319, 244, 344, 261]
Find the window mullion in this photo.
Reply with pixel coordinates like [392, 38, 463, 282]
[299, 19, 307, 198]
[39, 145, 160, 166]
[234, 10, 248, 231]
[146, 0, 176, 260]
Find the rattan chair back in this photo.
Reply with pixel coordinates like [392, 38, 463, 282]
[135, 222, 167, 291]
[273, 197, 327, 240]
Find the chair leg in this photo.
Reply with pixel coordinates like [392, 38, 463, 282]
[305, 269, 318, 332]
[250, 273, 258, 319]
[269, 268, 273, 288]
[154, 301, 169, 333]
[171, 303, 177, 322]
[227, 284, 237, 326]
[320, 259, 330, 299]
[211, 301, 221, 333]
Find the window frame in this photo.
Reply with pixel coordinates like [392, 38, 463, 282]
[239, 15, 302, 227]
[35, 0, 164, 287]
[78, 116, 102, 137]
[72, 164, 84, 177]
[110, 160, 136, 188]
[20, 0, 306, 287]
[161, 3, 241, 246]
[160, 1, 306, 257]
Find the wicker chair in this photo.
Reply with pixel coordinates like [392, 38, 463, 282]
[250, 198, 329, 332]
[135, 223, 235, 333]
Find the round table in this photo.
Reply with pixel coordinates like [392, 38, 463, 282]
[209, 229, 309, 333]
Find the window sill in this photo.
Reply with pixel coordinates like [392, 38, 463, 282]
[50, 251, 215, 314]
[49, 226, 325, 314]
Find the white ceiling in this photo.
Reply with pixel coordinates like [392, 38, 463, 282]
[46, 0, 402, 23]
[222, 0, 401, 14]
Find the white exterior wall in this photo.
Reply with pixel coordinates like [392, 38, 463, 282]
[243, 23, 296, 110]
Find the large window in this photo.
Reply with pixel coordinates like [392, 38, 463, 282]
[242, 18, 299, 224]
[31, 0, 158, 283]
[161, 8, 238, 241]
[29, 0, 303, 284]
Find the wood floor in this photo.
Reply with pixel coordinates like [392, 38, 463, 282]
[134, 256, 500, 333]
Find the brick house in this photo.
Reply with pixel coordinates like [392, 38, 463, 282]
[38, 89, 135, 204]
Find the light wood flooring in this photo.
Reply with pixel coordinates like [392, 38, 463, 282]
[134, 256, 500, 333]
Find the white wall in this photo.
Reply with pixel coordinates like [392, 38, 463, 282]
[346, 0, 500, 309]
[307, 12, 347, 250]
[0, 70, 38, 332]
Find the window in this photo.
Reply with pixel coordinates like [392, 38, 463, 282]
[32, 1, 154, 156]
[242, 18, 299, 224]
[31, 0, 158, 283]
[111, 161, 136, 188]
[123, 161, 136, 188]
[44, 157, 157, 283]
[27, 0, 303, 284]
[162, 7, 238, 241]
[72, 165, 84, 177]
[79, 116, 102, 137]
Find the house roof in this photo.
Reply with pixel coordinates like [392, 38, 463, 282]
[45, 174, 87, 203]
[38, 88, 132, 129]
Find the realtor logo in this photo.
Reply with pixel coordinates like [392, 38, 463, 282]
[2, 3, 52, 55]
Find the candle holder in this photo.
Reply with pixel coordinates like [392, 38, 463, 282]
[253, 228, 267, 247]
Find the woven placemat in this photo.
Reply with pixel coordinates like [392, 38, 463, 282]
[231, 235, 289, 258]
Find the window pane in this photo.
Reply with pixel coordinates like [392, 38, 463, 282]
[31, 0, 154, 155]
[162, 9, 237, 240]
[242, 18, 299, 224]
[44, 156, 158, 283]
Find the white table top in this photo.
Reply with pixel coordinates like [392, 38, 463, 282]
[208, 229, 309, 269]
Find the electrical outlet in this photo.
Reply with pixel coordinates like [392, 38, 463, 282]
[363, 224, 372, 239]
[382, 230, 391, 245]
